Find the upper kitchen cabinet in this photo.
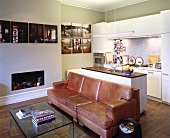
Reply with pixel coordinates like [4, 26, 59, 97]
[92, 22, 107, 35]
[108, 19, 132, 39]
[119, 19, 132, 33]
[161, 10, 170, 34]
[108, 21, 118, 34]
[145, 14, 161, 36]
[131, 16, 146, 37]
[92, 37, 113, 53]
[92, 22, 112, 53]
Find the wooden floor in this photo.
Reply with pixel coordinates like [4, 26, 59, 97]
[0, 97, 170, 138]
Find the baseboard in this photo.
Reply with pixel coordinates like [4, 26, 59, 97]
[147, 95, 162, 103]
[0, 87, 52, 106]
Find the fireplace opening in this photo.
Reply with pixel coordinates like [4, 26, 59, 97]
[12, 70, 44, 91]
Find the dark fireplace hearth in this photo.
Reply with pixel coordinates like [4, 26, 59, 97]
[12, 70, 44, 91]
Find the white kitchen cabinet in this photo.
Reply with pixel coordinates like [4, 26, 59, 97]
[161, 10, 170, 34]
[147, 71, 161, 98]
[134, 68, 161, 99]
[92, 22, 113, 53]
[161, 11, 170, 104]
[92, 22, 107, 35]
[161, 33, 170, 73]
[119, 19, 132, 33]
[145, 14, 161, 36]
[162, 73, 170, 104]
[131, 16, 146, 37]
[108, 21, 119, 34]
[92, 37, 113, 53]
[108, 19, 132, 39]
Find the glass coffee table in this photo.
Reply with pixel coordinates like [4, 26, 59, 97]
[9, 102, 74, 138]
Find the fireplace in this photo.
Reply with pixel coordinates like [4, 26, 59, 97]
[12, 70, 44, 91]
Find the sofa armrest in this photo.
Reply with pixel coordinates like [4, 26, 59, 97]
[106, 99, 136, 126]
[133, 88, 140, 121]
[53, 81, 68, 90]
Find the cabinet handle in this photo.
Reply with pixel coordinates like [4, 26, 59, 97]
[148, 72, 154, 74]
[162, 73, 169, 76]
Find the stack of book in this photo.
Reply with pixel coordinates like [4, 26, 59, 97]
[16, 107, 33, 119]
[32, 109, 55, 127]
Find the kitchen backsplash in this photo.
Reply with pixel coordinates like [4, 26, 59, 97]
[122, 37, 161, 64]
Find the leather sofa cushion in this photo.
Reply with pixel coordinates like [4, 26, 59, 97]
[67, 72, 84, 93]
[98, 81, 133, 105]
[61, 95, 94, 112]
[53, 81, 68, 90]
[81, 76, 101, 101]
[47, 89, 79, 102]
[77, 102, 113, 129]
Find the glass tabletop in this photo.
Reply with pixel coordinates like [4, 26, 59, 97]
[9, 101, 73, 138]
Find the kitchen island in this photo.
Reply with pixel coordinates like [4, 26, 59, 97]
[68, 66, 147, 113]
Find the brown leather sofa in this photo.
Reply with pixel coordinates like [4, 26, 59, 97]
[47, 72, 140, 138]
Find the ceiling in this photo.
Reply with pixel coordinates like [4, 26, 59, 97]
[59, 0, 148, 12]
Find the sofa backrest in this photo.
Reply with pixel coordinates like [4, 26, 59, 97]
[98, 80, 134, 105]
[81, 76, 101, 101]
[67, 72, 84, 93]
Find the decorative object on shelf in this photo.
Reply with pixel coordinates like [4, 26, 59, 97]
[129, 56, 136, 65]
[113, 55, 117, 64]
[105, 52, 113, 64]
[148, 54, 159, 65]
[114, 39, 126, 55]
[122, 55, 129, 65]
[113, 39, 126, 63]
[136, 57, 144, 66]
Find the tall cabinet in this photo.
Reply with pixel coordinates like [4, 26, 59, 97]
[161, 10, 170, 104]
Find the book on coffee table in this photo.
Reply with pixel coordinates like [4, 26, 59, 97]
[32, 109, 56, 127]
[16, 106, 33, 119]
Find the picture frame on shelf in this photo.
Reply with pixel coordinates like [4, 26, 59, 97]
[11, 21, 28, 43]
[0, 20, 10, 43]
[29, 23, 44, 43]
[44, 24, 58, 43]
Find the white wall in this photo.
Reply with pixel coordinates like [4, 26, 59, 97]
[0, 0, 62, 97]
[62, 54, 93, 80]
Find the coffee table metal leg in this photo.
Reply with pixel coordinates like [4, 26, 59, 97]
[68, 123, 74, 138]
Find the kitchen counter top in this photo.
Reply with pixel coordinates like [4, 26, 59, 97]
[135, 67, 161, 72]
[82, 66, 147, 78]
[104, 64, 162, 72]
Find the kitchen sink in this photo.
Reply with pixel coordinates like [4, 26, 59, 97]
[108, 69, 123, 73]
